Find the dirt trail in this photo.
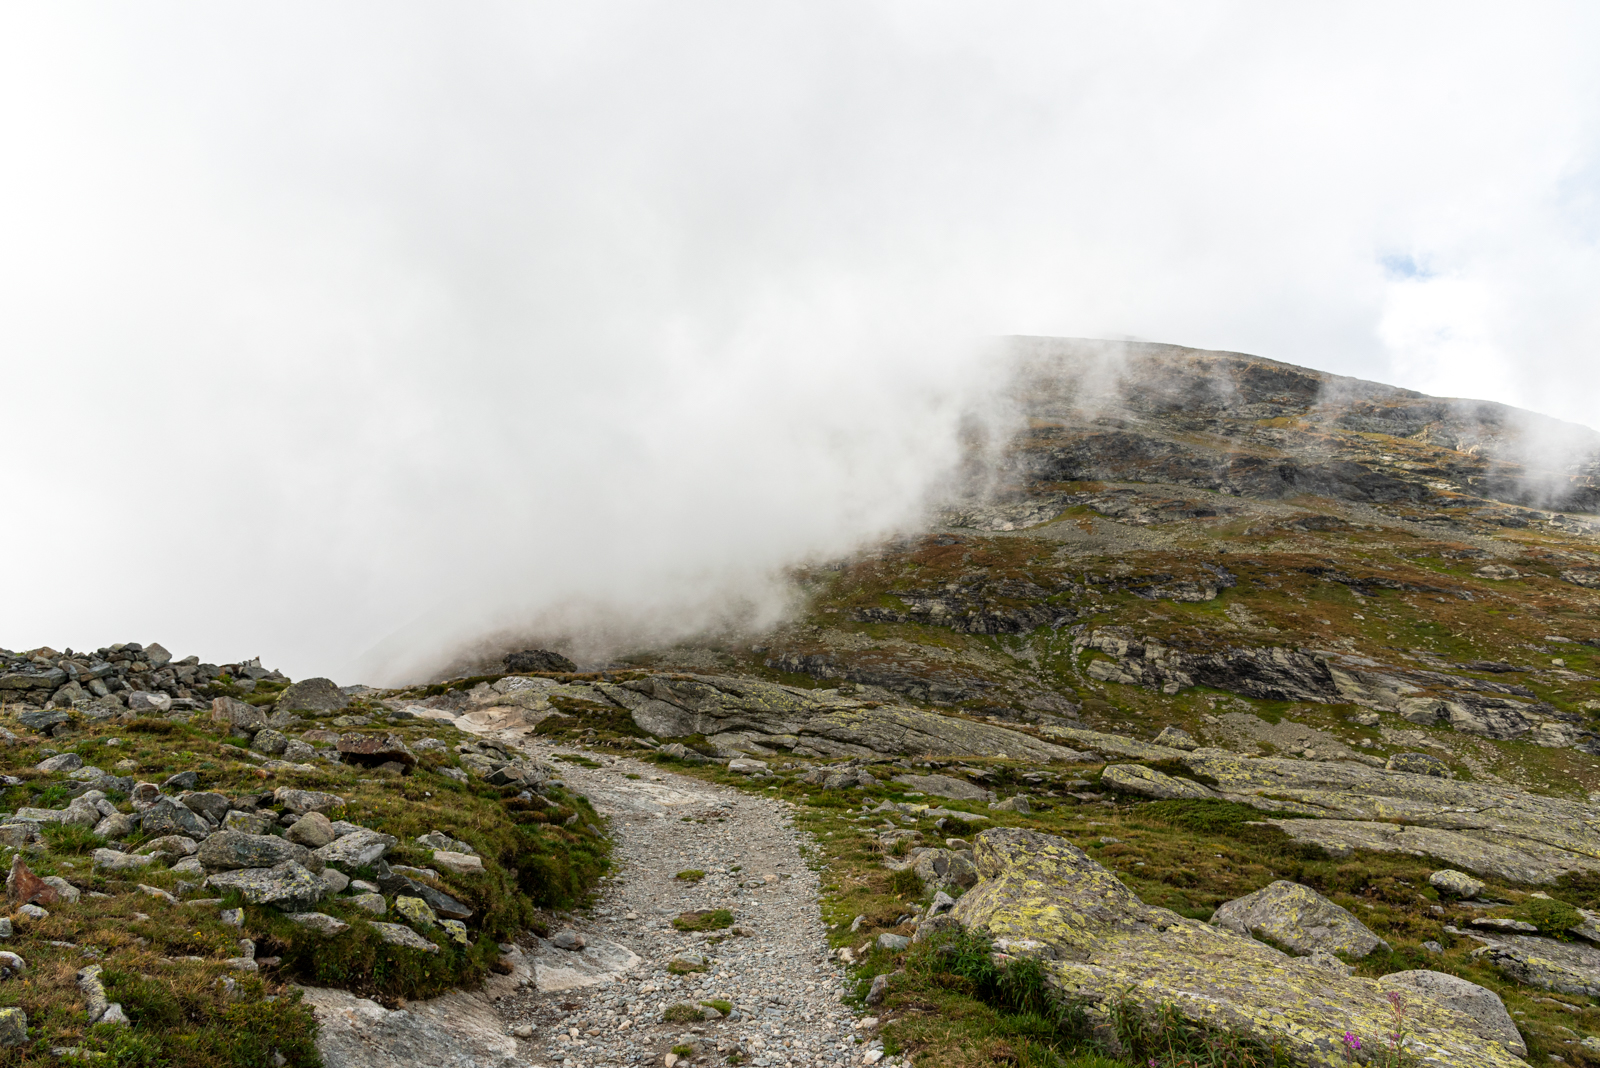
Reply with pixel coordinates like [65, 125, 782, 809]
[467, 722, 867, 1068]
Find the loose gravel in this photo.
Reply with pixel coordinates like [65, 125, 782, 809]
[480, 739, 880, 1068]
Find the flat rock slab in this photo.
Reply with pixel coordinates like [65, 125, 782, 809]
[1461, 929, 1600, 997]
[1383, 969, 1525, 1057]
[298, 984, 519, 1068]
[890, 774, 990, 801]
[529, 936, 641, 992]
[1264, 818, 1600, 884]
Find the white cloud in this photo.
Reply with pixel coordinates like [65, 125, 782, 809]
[1, 3, 1597, 680]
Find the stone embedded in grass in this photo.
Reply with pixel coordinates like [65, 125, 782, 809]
[1152, 726, 1200, 750]
[876, 933, 910, 951]
[313, 828, 396, 868]
[198, 830, 320, 873]
[432, 850, 484, 875]
[1386, 752, 1452, 777]
[1212, 879, 1388, 959]
[140, 797, 210, 839]
[667, 953, 709, 974]
[136, 835, 199, 859]
[988, 795, 1030, 814]
[137, 884, 178, 904]
[0, 1006, 27, 1047]
[395, 895, 439, 929]
[15, 904, 47, 921]
[1428, 869, 1484, 898]
[1101, 763, 1214, 801]
[35, 752, 82, 773]
[285, 811, 336, 849]
[205, 860, 326, 910]
[252, 728, 289, 756]
[440, 919, 469, 945]
[672, 909, 734, 932]
[288, 912, 350, 937]
[273, 787, 346, 815]
[369, 921, 440, 954]
[348, 893, 386, 915]
[93, 813, 133, 838]
[6, 856, 58, 907]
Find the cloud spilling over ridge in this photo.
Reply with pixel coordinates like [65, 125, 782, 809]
[1, 4, 1598, 681]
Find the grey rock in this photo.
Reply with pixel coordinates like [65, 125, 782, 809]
[126, 691, 172, 713]
[221, 908, 244, 926]
[297, 984, 520, 1068]
[274, 787, 346, 815]
[288, 912, 350, 936]
[16, 709, 68, 733]
[349, 893, 387, 915]
[92, 813, 134, 839]
[549, 929, 585, 951]
[989, 795, 1030, 814]
[222, 810, 274, 835]
[135, 835, 199, 858]
[180, 791, 231, 824]
[162, 771, 200, 792]
[141, 797, 211, 839]
[876, 933, 910, 951]
[1211, 880, 1387, 959]
[368, 921, 439, 954]
[314, 829, 397, 869]
[171, 856, 204, 876]
[1386, 752, 1451, 777]
[211, 696, 267, 734]
[1430, 869, 1485, 899]
[277, 678, 348, 713]
[865, 973, 890, 1006]
[1101, 763, 1214, 800]
[92, 848, 155, 872]
[287, 812, 337, 848]
[205, 861, 327, 910]
[252, 729, 289, 756]
[1382, 970, 1525, 1057]
[320, 868, 350, 894]
[0, 1007, 25, 1048]
[35, 753, 82, 773]
[282, 740, 317, 763]
[41, 876, 80, 904]
[199, 831, 322, 873]
[1152, 726, 1200, 750]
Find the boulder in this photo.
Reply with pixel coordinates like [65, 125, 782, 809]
[949, 828, 1520, 1067]
[222, 810, 275, 835]
[252, 729, 289, 756]
[276, 678, 348, 713]
[432, 850, 484, 875]
[1101, 763, 1214, 800]
[1211, 880, 1387, 959]
[727, 758, 768, 775]
[162, 770, 199, 792]
[1429, 870, 1484, 899]
[274, 787, 346, 815]
[1463, 929, 1600, 996]
[198, 831, 323, 873]
[288, 912, 350, 936]
[6, 857, 57, 907]
[211, 696, 267, 734]
[369, 921, 439, 954]
[16, 709, 68, 733]
[314, 829, 397, 869]
[395, 895, 438, 929]
[504, 649, 576, 673]
[205, 860, 326, 910]
[180, 791, 231, 824]
[135, 835, 199, 858]
[127, 691, 172, 713]
[0, 1007, 25, 1048]
[140, 797, 211, 839]
[1382, 970, 1525, 1057]
[35, 753, 82, 773]
[1151, 726, 1200, 750]
[93, 813, 134, 839]
[286, 812, 337, 848]
[337, 732, 416, 768]
[297, 984, 521, 1068]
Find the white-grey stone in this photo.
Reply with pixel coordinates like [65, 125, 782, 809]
[1382, 970, 1525, 1057]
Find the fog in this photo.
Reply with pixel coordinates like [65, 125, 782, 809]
[3, 4, 1598, 682]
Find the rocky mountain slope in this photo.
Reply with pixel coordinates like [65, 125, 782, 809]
[8, 338, 1600, 1067]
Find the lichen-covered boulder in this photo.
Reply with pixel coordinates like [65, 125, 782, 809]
[949, 828, 1523, 1067]
[205, 860, 327, 910]
[1463, 930, 1600, 996]
[1101, 763, 1214, 800]
[1382, 970, 1524, 1057]
[276, 678, 348, 713]
[1428, 870, 1483, 899]
[198, 830, 323, 874]
[1211, 880, 1387, 959]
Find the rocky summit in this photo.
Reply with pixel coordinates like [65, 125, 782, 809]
[6, 338, 1600, 1067]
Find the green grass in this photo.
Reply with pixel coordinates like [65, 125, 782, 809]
[663, 1004, 706, 1023]
[671, 909, 734, 932]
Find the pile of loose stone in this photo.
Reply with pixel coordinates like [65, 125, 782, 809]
[0, 641, 288, 721]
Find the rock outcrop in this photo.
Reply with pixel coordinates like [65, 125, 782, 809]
[1210, 880, 1387, 959]
[949, 828, 1523, 1066]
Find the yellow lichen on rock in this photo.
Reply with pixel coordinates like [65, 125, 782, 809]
[950, 828, 1526, 1067]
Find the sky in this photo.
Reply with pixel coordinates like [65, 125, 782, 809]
[2, 3, 1598, 682]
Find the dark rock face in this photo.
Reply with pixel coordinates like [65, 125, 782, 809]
[336, 732, 416, 768]
[276, 678, 348, 713]
[503, 649, 577, 673]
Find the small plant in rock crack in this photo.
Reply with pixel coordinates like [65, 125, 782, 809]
[1339, 992, 1421, 1068]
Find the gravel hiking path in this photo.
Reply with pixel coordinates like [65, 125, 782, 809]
[463, 721, 868, 1068]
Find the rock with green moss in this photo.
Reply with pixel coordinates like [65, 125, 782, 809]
[950, 827, 1524, 1067]
[1211, 880, 1387, 959]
